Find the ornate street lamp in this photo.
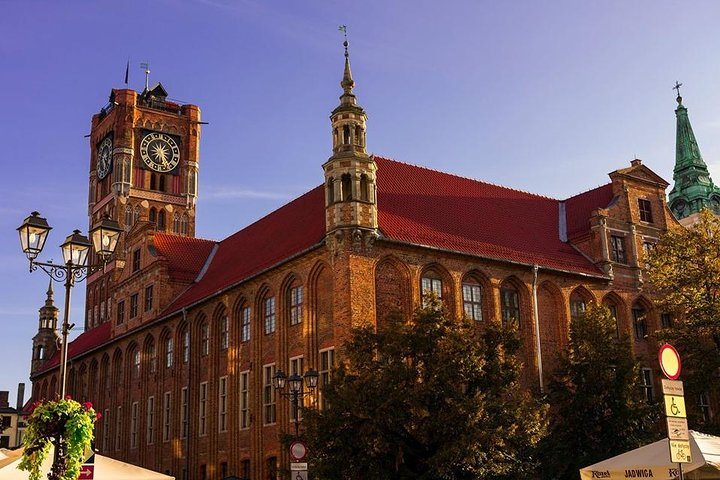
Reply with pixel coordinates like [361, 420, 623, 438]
[273, 368, 319, 437]
[17, 212, 121, 399]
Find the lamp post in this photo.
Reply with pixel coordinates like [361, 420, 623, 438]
[17, 211, 121, 399]
[272, 368, 319, 438]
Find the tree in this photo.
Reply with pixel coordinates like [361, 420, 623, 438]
[303, 298, 548, 480]
[646, 208, 720, 432]
[540, 304, 660, 480]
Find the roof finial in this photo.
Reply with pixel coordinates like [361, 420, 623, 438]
[44, 279, 54, 307]
[141, 62, 151, 92]
[673, 80, 683, 105]
[338, 25, 355, 97]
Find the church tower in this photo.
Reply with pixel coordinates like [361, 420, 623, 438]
[85, 80, 202, 330]
[31, 281, 59, 375]
[668, 90, 720, 225]
[323, 36, 378, 242]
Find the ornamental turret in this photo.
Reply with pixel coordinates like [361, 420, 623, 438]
[31, 281, 59, 376]
[323, 33, 378, 241]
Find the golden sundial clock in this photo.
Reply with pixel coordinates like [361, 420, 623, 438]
[140, 132, 180, 173]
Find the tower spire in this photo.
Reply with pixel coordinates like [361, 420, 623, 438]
[668, 85, 720, 221]
[45, 279, 54, 307]
[338, 25, 356, 106]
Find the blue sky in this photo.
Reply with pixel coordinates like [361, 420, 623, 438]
[3, 0, 720, 400]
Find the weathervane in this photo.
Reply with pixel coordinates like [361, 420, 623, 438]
[339, 25, 348, 57]
[141, 62, 151, 91]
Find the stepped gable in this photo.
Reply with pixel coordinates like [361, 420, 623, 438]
[38, 321, 111, 373]
[161, 185, 327, 314]
[153, 234, 216, 282]
[564, 184, 614, 239]
[374, 156, 603, 275]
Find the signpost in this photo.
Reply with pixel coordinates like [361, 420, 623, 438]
[289, 440, 308, 479]
[659, 344, 689, 479]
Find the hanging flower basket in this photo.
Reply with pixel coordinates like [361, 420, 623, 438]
[19, 397, 100, 480]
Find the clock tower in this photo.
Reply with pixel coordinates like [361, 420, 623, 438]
[85, 84, 202, 331]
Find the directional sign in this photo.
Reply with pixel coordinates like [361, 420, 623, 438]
[664, 395, 687, 418]
[661, 379, 684, 396]
[666, 417, 690, 441]
[78, 465, 95, 480]
[670, 440, 692, 463]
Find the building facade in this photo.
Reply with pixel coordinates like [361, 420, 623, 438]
[29, 50, 689, 479]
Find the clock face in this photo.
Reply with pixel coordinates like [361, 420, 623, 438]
[140, 132, 180, 173]
[97, 137, 113, 180]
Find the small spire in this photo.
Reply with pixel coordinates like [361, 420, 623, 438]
[338, 25, 355, 100]
[44, 279, 55, 307]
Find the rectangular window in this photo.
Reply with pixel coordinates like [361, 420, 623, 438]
[462, 283, 482, 321]
[642, 241, 655, 264]
[241, 307, 251, 342]
[130, 402, 138, 449]
[661, 313, 673, 329]
[240, 371, 250, 429]
[146, 396, 155, 445]
[132, 249, 141, 272]
[102, 408, 110, 452]
[114, 405, 122, 451]
[181, 386, 189, 439]
[162, 391, 171, 442]
[116, 300, 125, 325]
[610, 235, 626, 264]
[421, 276, 443, 300]
[699, 392, 712, 422]
[165, 338, 174, 368]
[199, 381, 208, 436]
[182, 330, 189, 363]
[263, 364, 276, 424]
[633, 308, 647, 339]
[201, 323, 209, 356]
[144, 285, 153, 312]
[638, 198, 653, 223]
[220, 316, 229, 350]
[640, 368, 654, 402]
[219, 376, 228, 432]
[290, 286, 304, 325]
[319, 348, 335, 410]
[264, 297, 276, 334]
[130, 293, 139, 319]
[290, 356, 305, 420]
[500, 288, 520, 326]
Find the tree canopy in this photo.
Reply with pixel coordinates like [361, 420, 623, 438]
[303, 298, 548, 480]
[540, 304, 660, 480]
[646, 208, 720, 432]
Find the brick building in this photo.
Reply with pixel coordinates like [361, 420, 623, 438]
[29, 47, 684, 479]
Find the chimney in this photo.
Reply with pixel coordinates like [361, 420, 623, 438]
[631, 158, 642, 167]
[0, 391, 8, 408]
[16, 383, 25, 411]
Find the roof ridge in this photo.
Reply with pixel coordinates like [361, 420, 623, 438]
[563, 183, 612, 202]
[372, 154, 559, 201]
[154, 232, 217, 244]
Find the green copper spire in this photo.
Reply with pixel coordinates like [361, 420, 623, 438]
[668, 87, 720, 220]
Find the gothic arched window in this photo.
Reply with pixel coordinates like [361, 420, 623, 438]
[341, 174, 352, 201]
[158, 210, 166, 230]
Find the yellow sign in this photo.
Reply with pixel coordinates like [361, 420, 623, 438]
[664, 395, 686, 418]
[670, 440, 692, 463]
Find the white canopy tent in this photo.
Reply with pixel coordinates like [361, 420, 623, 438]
[580, 431, 720, 480]
[0, 447, 174, 480]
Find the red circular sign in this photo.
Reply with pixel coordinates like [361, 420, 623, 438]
[289, 440, 307, 461]
[658, 343, 682, 380]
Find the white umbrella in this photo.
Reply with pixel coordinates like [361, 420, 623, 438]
[0, 447, 173, 480]
[580, 431, 720, 480]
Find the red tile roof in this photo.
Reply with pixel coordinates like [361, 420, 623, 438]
[60, 157, 612, 362]
[39, 321, 112, 372]
[153, 234, 216, 282]
[374, 157, 604, 275]
[564, 184, 615, 239]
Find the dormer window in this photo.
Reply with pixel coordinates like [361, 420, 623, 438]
[638, 199, 653, 223]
